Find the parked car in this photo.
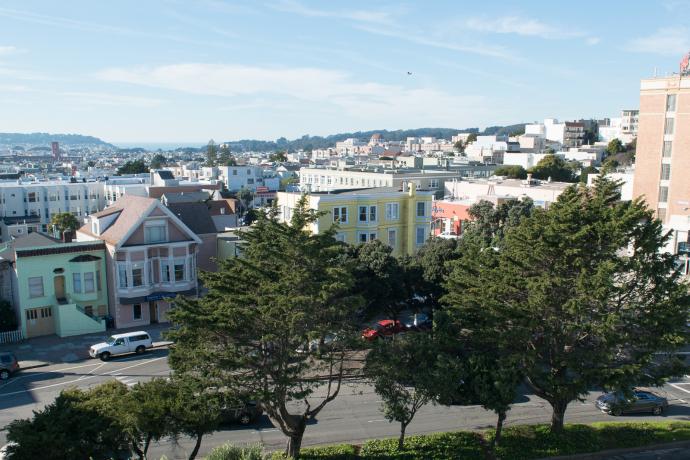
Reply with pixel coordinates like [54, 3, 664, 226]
[296, 333, 340, 354]
[404, 313, 432, 331]
[89, 331, 153, 361]
[362, 320, 407, 341]
[595, 390, 668, 416]
[0, 352, 19, 380]
[221, 401, 263, 425]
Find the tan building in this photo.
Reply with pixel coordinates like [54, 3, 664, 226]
[633, 74, 690, 274]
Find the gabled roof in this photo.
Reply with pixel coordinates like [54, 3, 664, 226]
[165, 202, 217, 235]
[78, 195, 202, 247]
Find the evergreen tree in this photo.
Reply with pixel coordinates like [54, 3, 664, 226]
[206, 139, 218, 167]
[444, 178, 690, 432]
[166, 197, 362, 458]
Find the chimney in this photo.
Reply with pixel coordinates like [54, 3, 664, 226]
[62, 230, 74, 243]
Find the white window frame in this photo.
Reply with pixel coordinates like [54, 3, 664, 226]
[333, 206, 348, 223]
[28, 276, 44, 298]
[161, 259, 171, 283]
[387, 229, 397, 247]
[173, 259, 186, 282]
[144, 220, 167, 244]
[73, 272, 82, 293]
[416, 226, 426, 246]
[117, 263, 128, 288]
[358, 206, 368, 222]
[416, 201, 427, 218]
[369, 205, 377, 222]
[385, 203, 399, 220]
[83, 272, 95, 293]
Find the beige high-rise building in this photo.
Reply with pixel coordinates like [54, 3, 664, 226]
[633, 74, 690, 273]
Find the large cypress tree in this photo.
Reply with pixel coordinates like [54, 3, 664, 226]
[167, 197, 362, 458]
[445, 177, 689, 432]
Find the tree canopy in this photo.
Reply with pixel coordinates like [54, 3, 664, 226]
[50, 212, 80, 235]
[494, 165, 527, 179]
[444, 178, 690, 432]
[166, 198, 363, 458]
[150, 153, 167, 169]
[116, 159, 149, 175]
[529, 154, 576, 182]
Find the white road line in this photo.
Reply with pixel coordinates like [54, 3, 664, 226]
[0, 357, 166, 397]
[367, 419, 387, 423]
[0, 362, 103, 390]
[669, 383, 690, 395]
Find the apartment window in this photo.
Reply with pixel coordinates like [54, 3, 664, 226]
[49, 194, 58, 202]
[369, 205, 377, 222]
[358, 206, 368, 222]
[232, 169, 237, 176]
[335, 233, 346, 242]
[658, 186, 669, 203]
[73, 273, 82, 293]
[333, 206, 348, 223]
[358, 232, 376, 243]
[416, 201, 427, 217]
[387, 229, 397, 247]
[96, 270, 102, 291]
[663, 141, 673, 158]
[28, 277, 44, 298]
[657, 208, 667, 222]
[118, 263, 127, 288]
[247, 169, 251, 175]
[660, 163, 671, 181]
[430, 179, 439, 189]
[28, 192, 38, 203]
[132, 267, 144, 287]
[664, 118, 674, 135]
[174, 261, 185, 281]
[416, 226, 426, 246]
[385, 203, 399, 220]
[84, 272, 95, 293]
[161, 260, 171, 282]
[144, 222, 167, 243]
[666, 94, 677, 112]
[247, 178, 255, 185]
[133, 304, 142, 320]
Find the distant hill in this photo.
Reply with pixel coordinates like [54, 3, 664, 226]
[0, 132, 114, 147]
[222, 125, 525, 152]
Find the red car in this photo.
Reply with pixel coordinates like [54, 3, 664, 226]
[361, 320, 407, 341]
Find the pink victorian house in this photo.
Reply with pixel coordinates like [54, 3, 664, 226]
[77, 195, 202, 329]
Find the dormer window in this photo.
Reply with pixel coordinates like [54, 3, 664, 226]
[91, 218, 100, 235]
[144, 220, 167, 243]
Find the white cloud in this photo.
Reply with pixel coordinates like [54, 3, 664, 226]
[270, 0, 394, 25]
[464, 16, 598, 44]
[627, 27, 690, 56]
[0, 45, 21, 56]
[97, 63, 483, 121]
[60, 91, 164, 108]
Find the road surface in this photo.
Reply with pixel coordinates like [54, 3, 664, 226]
[1, 349, 689, 459]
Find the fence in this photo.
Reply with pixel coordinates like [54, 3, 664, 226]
[0, 329, 24, 344]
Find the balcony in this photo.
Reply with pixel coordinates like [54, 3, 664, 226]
[678, 241, 690, 256]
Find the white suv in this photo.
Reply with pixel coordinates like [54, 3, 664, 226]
[89, 331, 153, 361]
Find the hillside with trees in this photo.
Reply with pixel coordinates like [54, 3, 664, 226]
[0, 132, 114, 147]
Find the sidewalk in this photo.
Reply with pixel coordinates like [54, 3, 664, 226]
[0, 323, 172, 368]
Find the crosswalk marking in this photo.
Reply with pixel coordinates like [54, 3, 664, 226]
[114, 375, 137, 387]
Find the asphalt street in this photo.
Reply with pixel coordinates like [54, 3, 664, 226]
[1, 350, 689, 459]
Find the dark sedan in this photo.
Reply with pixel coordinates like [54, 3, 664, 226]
[595, 390, 668, 416]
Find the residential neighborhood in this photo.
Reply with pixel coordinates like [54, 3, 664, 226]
[0, 2, 689, 460]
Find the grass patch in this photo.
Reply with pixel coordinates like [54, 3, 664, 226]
[266, 422, 690, 459]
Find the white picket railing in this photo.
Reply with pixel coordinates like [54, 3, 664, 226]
[0, 329, 23, 344]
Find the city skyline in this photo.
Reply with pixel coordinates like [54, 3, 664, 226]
[0, 0, 688, 143]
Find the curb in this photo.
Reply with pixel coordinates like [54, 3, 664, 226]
[540, 439, 690, 459]
[18, 362, 50, 371]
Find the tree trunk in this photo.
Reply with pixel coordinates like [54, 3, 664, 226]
[550, 400, 568, 432]
[398, 422, 408, 451]
[491, 411, 507, 450]
[188, 432, 204, 460]
[286, 431, 305, 459]
[143, 433, 152, 456]
[131, 441, 145, 460]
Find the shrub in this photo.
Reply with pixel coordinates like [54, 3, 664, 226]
[205, 443, 264, 460]
[360, 432, 484, 460]
[268, 444, 357, 460]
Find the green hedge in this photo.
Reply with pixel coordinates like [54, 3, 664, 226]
[360, 432, 484, 460]
[492, 422, 690, 460]
[265, 422, 690, 459]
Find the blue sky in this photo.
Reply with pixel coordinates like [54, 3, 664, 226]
[0, 1, 688, 144]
